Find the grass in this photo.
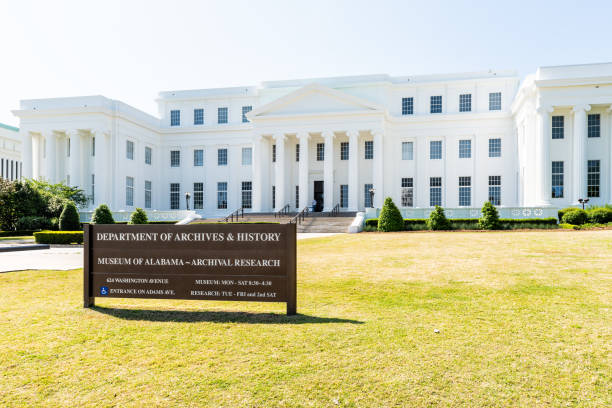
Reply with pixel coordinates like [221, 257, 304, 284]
[1, 230, 611, 407]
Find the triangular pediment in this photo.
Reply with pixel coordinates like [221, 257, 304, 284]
[248, 83, 383, 119]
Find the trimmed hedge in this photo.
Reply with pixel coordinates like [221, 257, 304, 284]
[365, 217, 558, 231]
[587, 208, 612, 224]
[0, 230, 39, 237]
[561, 209, 588, 225]
[34, 231, 83, 244]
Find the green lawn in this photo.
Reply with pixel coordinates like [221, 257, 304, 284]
[1, 230, 610, 407]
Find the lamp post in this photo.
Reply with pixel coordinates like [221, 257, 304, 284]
[185, 192, 191, 210]
[369, 188, 375, 208]
[578, 198, 589, 210]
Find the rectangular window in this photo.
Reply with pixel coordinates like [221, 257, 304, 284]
[92, 137, 95, 156]
[430, 95, 442, 113]
[272, 185, 276, 209]
[242, 106, 252, 123]
[145, 146, 152, 165]
[170, 110, 180, 126]
[194, 108, 204, 125]
[193, 182, 204, 209]
[552, 161, 564, 198]
[193, 149, 204, 166]
[126, 176, 134, 206]
[459, 94, 472, 112]
[241, 181, 252, 209]
[552, 116, 564, 139]
[295, 185, 299, 208]
[587, 160, 600, 197]
[272, 144, 276, 163]
[67, 138, 71, 157]
[402, 97, 413, 115]
[317, 143, 324, 161]
[489, 92, 502, 111]
[145, 180, 152, 209]
[489, 138, 501, 157]
[218, 148, 227, 166]
[170, 183, 180, 209]
[488, 176, 501, 205]
[430, 177, 442, 206]
[242, 147, 252, 165]
[340, 185, 348, 208]
[91, 174, 95, 204]
[401, 177, 414, 207]
[364, 141, 373, 159]
[217, 182, 228, 209]
[170, 150, 180, 167]
[588, 114, 600, 138]
[458, 176, 471, 206]
[402, 142, 413, 160]
[364, 184, 373, 208]
[126, 140, 134, 160]
[459, 139, 471, 158]
[340, 142, 349, 160]
[218, 107, 228, 124]
[295, 144, 300, 162]
[430, 140, 442, 159]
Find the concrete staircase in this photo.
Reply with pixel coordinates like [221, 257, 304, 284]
[193, 211, 356, 233]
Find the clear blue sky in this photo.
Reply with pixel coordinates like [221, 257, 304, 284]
[1, 0, 611, 126]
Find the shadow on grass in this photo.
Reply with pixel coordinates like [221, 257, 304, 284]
[91, 306, 364, 324]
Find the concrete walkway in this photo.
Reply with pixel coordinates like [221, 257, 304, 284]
[0, 233, 344, 272]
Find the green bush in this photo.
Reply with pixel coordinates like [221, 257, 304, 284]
[129, 208, 149, 224]
[478, 201, 501, 230]
[587, 207, 612, 224]
[364, 217, 557, 232]
[0, 230, 38, 237]
[59, 201, 81, 231]
[427, 206, 451, 231]
[15, 216, 53, 231]
[377, 197, 404, 232]
[34, 231, 83, 244]
[561, 209, 588, 225]
[91, 204, 115, 224]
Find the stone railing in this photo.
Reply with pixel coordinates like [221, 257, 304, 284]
[364, 206, 559, 220]
[79, 210, 198, 223]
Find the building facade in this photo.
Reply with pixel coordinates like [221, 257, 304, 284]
[0, 123, 22, 181]
[12, 63, 612, 216]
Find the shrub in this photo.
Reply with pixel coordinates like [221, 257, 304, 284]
[15, 216, 53, 231]
[377, 197, 404, 232]
[427, 206, 451, 231]
[561, 209, 588, 225]
[34, 231, 83, 245]
[587, 207, 612, 224]
[558, 207, 577, 222]
[0, 230, 39, 237]
[129, 208, 149, 224]
[59, 202, 81, 231]
[91, 204, 115, 224]
[403, 219, 428, 231]
[478, 201, 501, 230]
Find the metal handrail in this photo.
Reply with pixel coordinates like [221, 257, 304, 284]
[329, 203, 340, 216]
[289, 206, 309, 224]
[274, 204, 291, 218]
[220, 207, 244, 223]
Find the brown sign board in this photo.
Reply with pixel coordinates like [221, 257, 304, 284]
[84, 223, 296, 315]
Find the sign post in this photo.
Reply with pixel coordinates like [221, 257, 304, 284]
[84, 223, 297, 315]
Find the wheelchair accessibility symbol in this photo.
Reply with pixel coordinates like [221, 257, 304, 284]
[100, 286, 109, 296]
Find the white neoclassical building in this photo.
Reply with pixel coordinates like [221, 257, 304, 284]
[11, 62, 612, 217]
[0, 122, 22, 182]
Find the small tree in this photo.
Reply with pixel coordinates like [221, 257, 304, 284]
[377, 197, 404, 232]
[91, 204, 115, 224]
[478, 201, 501, 230]
[427, 206, 451, 231]
[59, 201, 81, 231]
[129, 208, 149, 224]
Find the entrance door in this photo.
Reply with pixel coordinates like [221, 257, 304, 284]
[313, 181, 324, 212]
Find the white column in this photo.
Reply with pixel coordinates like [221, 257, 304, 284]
[536, 106, 553, 205]
[45, 132, 57, 183]
[21, 130, 33, 179]
[572, 104, 590, 204]
[274, 133, 286, 211]
[68, 130, 82, 187]
[323, 131, 335, 211]
[609, 106, 612, 204]
[298, 132, 310, 209]
[252, 135, 263, 212]
[32, 134, 41, 180]
[347, 130, 359, 211]
[93, 129, 108, 206]
[372, 129, 384, 208]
